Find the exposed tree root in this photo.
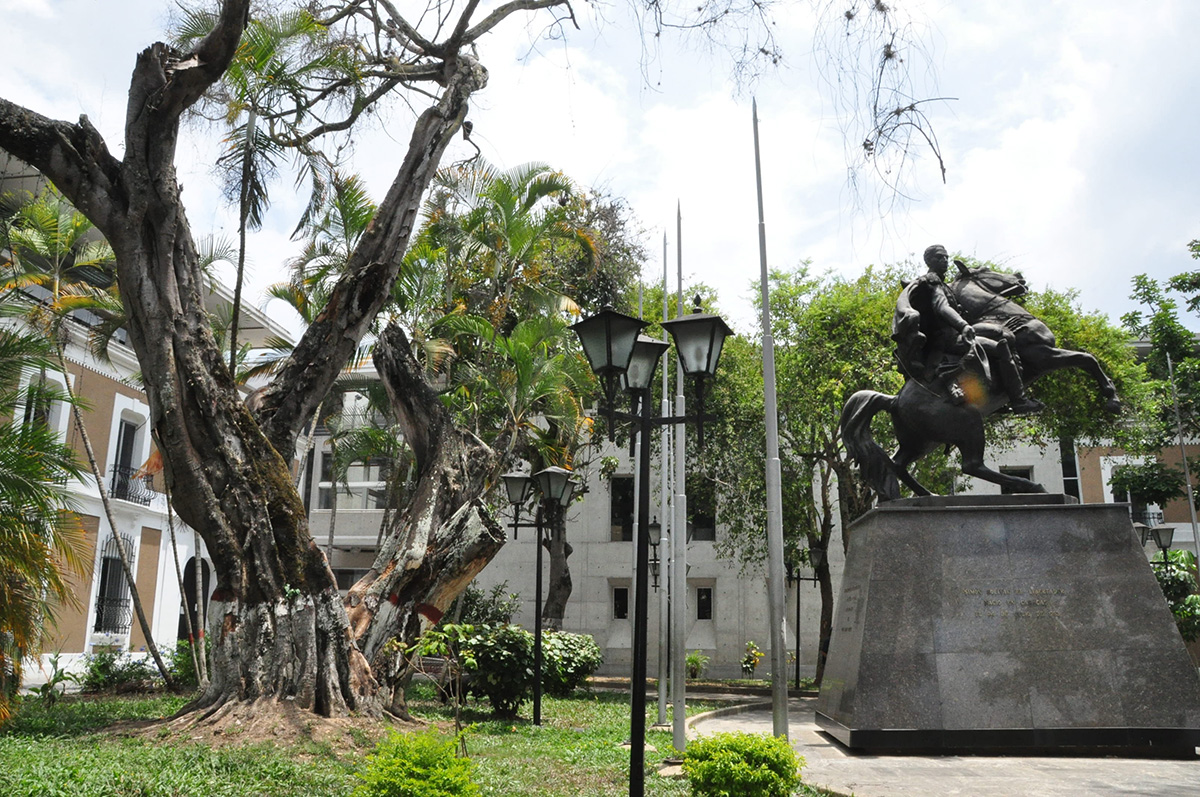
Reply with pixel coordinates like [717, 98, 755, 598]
[116, 697, 421, 752]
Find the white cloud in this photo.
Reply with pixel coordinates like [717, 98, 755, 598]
[3, 0, 1200, 335]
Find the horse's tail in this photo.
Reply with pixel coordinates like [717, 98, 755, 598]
[840, 390, 901, 501]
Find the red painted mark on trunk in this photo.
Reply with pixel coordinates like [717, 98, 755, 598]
[416, 603, 443, 624]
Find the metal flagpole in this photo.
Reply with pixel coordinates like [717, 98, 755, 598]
[752, 98, 791, 738]
[671, 202, 689, 752]
[630, 282, 644, 711]
[657, 232, 671, 727]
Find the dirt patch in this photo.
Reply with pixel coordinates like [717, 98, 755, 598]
[113, 698, 423, 755]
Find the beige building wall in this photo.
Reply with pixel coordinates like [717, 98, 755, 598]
[63, 359, 147, 471]
[45, 514, 101, 654]
[129, 527, 162, 650]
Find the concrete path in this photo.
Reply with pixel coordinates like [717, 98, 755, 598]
[689, 697, 1200, 797]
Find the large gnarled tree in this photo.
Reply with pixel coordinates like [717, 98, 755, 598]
[0, 0, 568, 720]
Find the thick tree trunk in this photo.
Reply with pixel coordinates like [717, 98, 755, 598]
[541, 506, 572, 631]
[814, 459, 837, 688]
[815, 563, 834, 688]
[345, 323, 507, 712]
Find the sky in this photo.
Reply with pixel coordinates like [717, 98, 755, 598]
[2, 0, 1198, 338]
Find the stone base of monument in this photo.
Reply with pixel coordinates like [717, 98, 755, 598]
[815, 495, 1200, 756]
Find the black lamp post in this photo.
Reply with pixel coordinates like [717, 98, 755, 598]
[570, 306, 646, 439]
[784, 547, 824, 691]
[647, 518, 662, 591]
[571, 300, 731, 797]
[1140, 523, 1176, 572]
[501, 466, 577, 726]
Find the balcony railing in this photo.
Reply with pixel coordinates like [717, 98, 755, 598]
[110, 464, 155, 505]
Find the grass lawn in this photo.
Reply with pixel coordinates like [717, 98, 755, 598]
[0, 686, 826, 796]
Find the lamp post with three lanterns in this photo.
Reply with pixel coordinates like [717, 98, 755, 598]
[570, 298, 732, 797]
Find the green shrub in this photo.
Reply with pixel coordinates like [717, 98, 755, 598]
[685, 649, 710, 679]
[468, 625, 533, 718]
[541, 632, 602, 696]
[740, 641, 764, 678]
[353, 729, 479, 797]
[80, 652, 157, 693]
[1153, 550, 1200, 642]
[166, 639, 209, 690]
[454, 582, 521, 626]
[682, 731, 804, 797]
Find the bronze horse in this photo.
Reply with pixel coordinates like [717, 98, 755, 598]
[841, 264, 1121, 501]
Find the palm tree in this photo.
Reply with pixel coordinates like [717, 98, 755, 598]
[439, 313, 595, 629]
[0, 322, 86, 721]
[425, 161, 596, 329]
[173, 7, 357, 372]
[0, 187, 175, 688]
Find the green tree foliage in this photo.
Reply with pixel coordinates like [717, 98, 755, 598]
[705, 265, 931, 569]
[0, 326, 86, 721]
[1010, 287, 1152, 450]
[452, 582, 521, 627]
[1121, 274, 1199, 448]
[439, 314, 594, 465]
[1151, 550, 1200, 643]
[1108, 461, 1188, 509]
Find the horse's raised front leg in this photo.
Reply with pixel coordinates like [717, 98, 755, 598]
[1021, 345, 1121, 412]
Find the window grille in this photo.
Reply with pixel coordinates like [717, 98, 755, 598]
[93, 534, 134, 634]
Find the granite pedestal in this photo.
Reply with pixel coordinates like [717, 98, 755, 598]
[815, 495, 1200, 755]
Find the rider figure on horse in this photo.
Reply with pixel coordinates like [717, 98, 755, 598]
[892, 244, 1044, 415]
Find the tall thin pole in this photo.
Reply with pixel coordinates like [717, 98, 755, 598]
[534, 504, 545, 726]
[629, 392, 655, 796]
[658, 232, 671, 727]
[794, 584, 802, 690]
[1166, 352, 1200, 571]
[753, 98, 790, 739]
[630, 282, 644, 709]
[671, 203, 689, 752]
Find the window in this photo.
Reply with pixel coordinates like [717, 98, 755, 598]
[688, 482, 716, 542]
[94, 534, 134, 634]
[696, 587, 713, 620]
[22, 374, 59, 431]
[1059, 438, 1080, 500]
[999, 466, 1033, 495]
[613, 586, 629, 620]
[335, 569, 370, 591]
[318, 451, 390, 510]
[110, 418, 152, 505]
[610, 476, 634, 541]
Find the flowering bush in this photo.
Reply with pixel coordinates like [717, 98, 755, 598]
[740, 641, 764, 677]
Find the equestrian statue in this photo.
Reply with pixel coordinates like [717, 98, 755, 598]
[841, 244, 1122, 501]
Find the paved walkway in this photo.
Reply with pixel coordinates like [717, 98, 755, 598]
[689, 696, 1200, 797]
